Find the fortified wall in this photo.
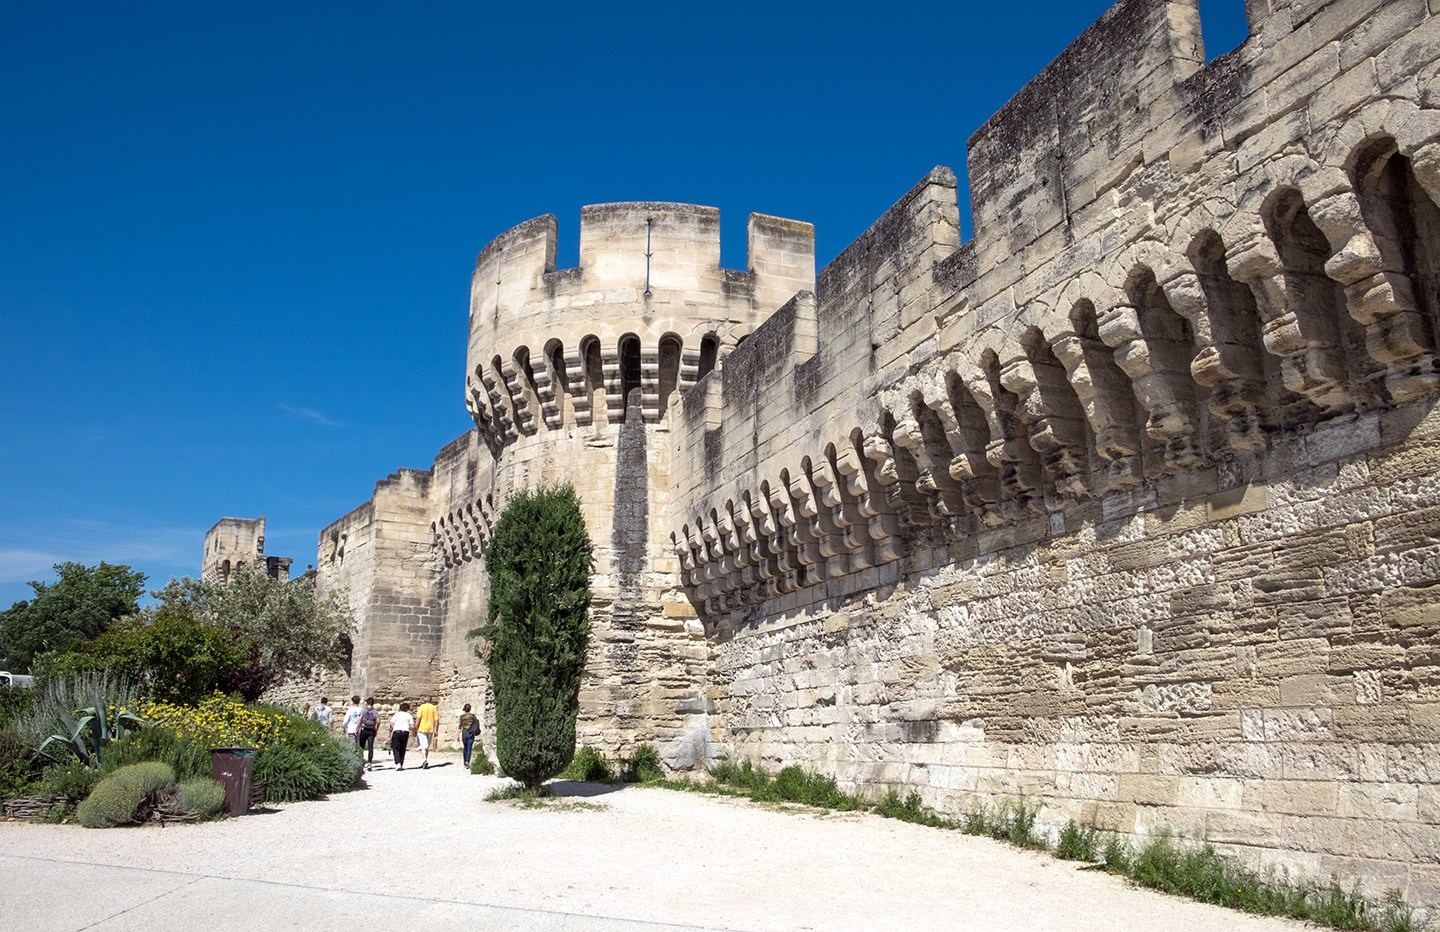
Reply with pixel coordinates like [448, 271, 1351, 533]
[227, 0, 1440, 908]
[668, 0, 1440, 906]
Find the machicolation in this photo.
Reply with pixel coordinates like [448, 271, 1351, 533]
[226, 0, 1440, 910]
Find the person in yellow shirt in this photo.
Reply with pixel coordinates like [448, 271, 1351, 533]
[415, 696, 440, 769]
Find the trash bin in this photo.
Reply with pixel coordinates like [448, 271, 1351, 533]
[210, 747, 258, 816]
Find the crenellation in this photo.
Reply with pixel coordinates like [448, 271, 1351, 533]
[204, 0, 1440, 911]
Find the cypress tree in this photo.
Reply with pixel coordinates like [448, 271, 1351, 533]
[474, 484, 593, 790]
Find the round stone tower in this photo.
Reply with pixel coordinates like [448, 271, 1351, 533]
[447, 202, 814, 763]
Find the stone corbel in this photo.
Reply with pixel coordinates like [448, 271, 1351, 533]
[1228, 235, 1355, 417]
[1311, 190, 1439, 403]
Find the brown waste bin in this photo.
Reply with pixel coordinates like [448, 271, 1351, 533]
[210, 747, 258, 816]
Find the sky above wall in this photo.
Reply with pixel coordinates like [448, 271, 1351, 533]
[0, 1, 1249, 608]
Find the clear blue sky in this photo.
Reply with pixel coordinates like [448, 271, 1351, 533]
[0, 1, 1248, 607]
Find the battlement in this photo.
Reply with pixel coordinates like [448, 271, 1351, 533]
[470, 203, 813, 324]
[465, 203, 815, 446]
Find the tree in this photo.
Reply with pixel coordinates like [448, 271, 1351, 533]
[152, 563, 354, 684]
[472, 485, 594, 791]
[51, 606, 272, 703]
[0, 562, 145, 673]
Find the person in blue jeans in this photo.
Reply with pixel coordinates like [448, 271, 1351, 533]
[458, 703, 479, 767]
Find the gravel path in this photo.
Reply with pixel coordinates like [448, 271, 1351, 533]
[0, 751, 1306, 931]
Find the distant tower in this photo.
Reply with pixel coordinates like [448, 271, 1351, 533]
[203, 516, 293, 583]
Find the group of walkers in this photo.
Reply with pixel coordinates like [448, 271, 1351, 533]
[311, 695, 483, 771]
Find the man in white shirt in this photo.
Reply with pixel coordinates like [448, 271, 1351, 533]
[311, 697, 334, 729]
[341, 695, 363, 743]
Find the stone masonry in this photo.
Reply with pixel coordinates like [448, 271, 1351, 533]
[221, 0, 1440, 909]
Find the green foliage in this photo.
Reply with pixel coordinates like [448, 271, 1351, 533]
[560, 745, 612, 782]
[0, 562, 145, 673]
[252, 711, 361, 802]
[0, 728, 39, 801]
[1056, 820, 1100, 862]
[35, 687, 145, 767]
[474, 485, 594, 791]
[12, 670, 140, 746]
[54, 608, 264, 703]
[176, 778, 227, 819]
[707, 758, 865, 812]
[622, 743, 664, 783]
[0, 684, 35, 730]
[152, 563, 354, 684]
[39, 760, 102, 800]
[873, 789, 949, 827]
[469, 751, 495, 775]
[77, 761, 175, 828]
[104, 726, 210, 781]
[1102, 834, 1133, 873]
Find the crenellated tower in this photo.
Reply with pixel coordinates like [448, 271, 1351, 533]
[429, 203, 814, 765]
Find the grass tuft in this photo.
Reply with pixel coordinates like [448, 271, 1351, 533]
[1056, 820, 1100, 862]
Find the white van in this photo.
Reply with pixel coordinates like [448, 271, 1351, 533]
[0, 671, 35, 688]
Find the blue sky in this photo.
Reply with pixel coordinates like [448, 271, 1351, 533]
[0, 1, 1248, 607]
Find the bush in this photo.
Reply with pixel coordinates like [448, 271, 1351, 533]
[12, 670, 139, 746]
[561, 745, 612, 782]
[623, 743, 664, 783]
[1056, 820, 1100, 862]
[0, 684, 35, 730]
[469, 751, 495, 775]
[40, 760, 102, 800]
[77, 761, 175, 828]
[473, 485, 593, 791]
[137, 693, 284, 749]
[57, 609, 263, 704]
[0, 729, 39, 801]
[176, 778, 226, 820]
[104, 726, 210, 781]
[253, 711, 361, 802]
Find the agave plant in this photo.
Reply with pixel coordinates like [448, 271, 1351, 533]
[36, 689, 145, 767]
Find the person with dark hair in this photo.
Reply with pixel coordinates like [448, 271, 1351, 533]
[357, 697, 380, 769]
[310, 697, 334, 729]
[341, 695, 363, 744]
[389, 701, 414, 770]
[458, 703, 479, 767]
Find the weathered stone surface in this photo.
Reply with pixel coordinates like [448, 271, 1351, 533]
[215, 0, 1440, 913]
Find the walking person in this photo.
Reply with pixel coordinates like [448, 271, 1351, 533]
[342, 695, 363, 746]
[415, 696, 439, 769]
[357, 697, 380, 770]
[389, 702, 414, 770]
[458, 703, 479, 767]
[310, 697, 334, 730]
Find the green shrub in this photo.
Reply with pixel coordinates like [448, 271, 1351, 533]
[469, 751, 495, 775]
[1056, 820, 1100, 862]
[40, 760, 102, 800]
[560, 745, 612, 782]
[623, 743, 664, 783]
[709, 757, 771, 794]
[253, 711, 361, 802]
[59, 609, 261, 704]
[0, 729, 39, 801]
[77, 761, 175, 828]
[0, 684, 35, 730]
[12, 670, 139, 746]
[873, 788, 948, 827]
[176, 778, 226, 819]
[103, 726, 210, 781]
[473, 485, 593, 791]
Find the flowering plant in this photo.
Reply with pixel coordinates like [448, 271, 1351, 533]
[137, 693, 284, 748]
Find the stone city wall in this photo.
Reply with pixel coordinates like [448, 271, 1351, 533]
[668, 0, 1440, 907]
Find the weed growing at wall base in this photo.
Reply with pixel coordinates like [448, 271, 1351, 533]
[662, 760, 1427, 932]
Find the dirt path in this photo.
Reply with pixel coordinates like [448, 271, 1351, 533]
[0, 752, 1306, 931]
